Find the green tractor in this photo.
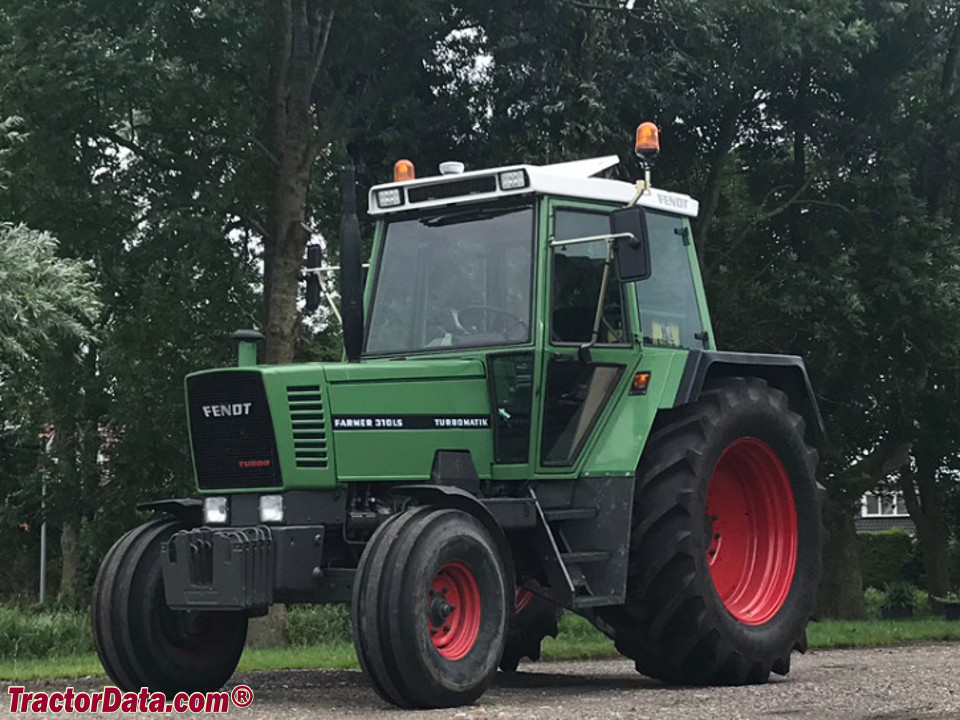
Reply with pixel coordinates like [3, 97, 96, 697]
[92, 123, 824, 709]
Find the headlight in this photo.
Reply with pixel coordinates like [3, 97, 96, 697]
[376, 188, 403, 208]
[259, 494, 284, 523]
[203, 496, 228, 525]
[498, 170, 528, 190]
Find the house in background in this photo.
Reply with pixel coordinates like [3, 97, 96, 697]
[855, 491, 915, 534]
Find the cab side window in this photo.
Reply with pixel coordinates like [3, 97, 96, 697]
[635, 211, 706, 349]
[550, 209, 628, 345]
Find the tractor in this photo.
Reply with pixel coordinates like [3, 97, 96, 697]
[92, 123, 824, 709]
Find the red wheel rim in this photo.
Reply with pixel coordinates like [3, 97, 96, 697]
[515, 587, 534, 614]
[427, 562, 482, 660]
[706, 437, 798, 625]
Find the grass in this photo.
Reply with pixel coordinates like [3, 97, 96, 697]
[807, 619, 960, 647]
[0, 607, 94, 660]
[0, 644, 361, 682]
[3, 610, 960, 682]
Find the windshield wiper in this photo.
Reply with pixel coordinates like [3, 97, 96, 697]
[420, 205, 526, 227]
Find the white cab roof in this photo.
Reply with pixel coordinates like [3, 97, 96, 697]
[368, 155, 699, 218]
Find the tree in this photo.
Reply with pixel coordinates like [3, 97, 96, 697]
[0, 224, 100, 380]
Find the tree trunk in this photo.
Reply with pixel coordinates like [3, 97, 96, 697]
[814, 493, 865, 619]
[260, 0, 334, 364]
[58, 521, 78, 607]
[788, 59, 810, 262]
[251, 0, 334, 642]
[922, 8, 960, 214]
[898, 459, 951, 597]
[814, 441, 910, 618]
[694, 97, 742, 260]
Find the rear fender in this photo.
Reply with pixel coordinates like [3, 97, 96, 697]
[675, 350, 825, 438]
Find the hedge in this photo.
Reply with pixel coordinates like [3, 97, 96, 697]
[0, 604, 352, 661]
[859, 528, 915, 589]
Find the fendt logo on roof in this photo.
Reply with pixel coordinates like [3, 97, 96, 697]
[202, 403, 252, 419]
[655, 192, 689, 210]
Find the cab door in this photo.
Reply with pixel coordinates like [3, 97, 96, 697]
[535, 200, 642, 474]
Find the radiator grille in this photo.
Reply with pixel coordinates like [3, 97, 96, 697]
[186, 371, 281, 489]
[287, 385, 328, 469]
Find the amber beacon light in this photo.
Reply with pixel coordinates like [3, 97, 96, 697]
[635, 122, 660, 156]
[393, 159, 416, 182]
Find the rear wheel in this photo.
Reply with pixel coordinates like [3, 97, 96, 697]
[91, 519, 248, 695]
[353, 507, 510, 708]
[499, 586, 560, 672]
[601, 377, 822, 684]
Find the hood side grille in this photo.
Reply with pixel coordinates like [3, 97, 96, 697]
[288, 385, 328, 468]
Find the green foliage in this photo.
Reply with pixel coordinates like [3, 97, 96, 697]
[286, 604, 353, 645]
[883, 581, 918, 610]
[0, 115, 24, 189]
[0, 223, 100, 379]
[864, 587, 884, 620]
[859, 529, 916, 589]
[0, 606, 94, 660]
[864, 587, 935, 620]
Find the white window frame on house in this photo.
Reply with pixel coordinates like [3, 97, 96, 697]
[860, 491, 909, 518]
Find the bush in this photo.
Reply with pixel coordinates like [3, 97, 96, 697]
[0, 603, 357, 661]
[286, 604, 352, 645]
[0, 606, 93, 660]
[859, 529, 915, 589]
[882, 581, 916, 618]
[864, 587, 884, 620]
[914, 590, 936, 619]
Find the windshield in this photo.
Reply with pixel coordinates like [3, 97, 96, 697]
[365, 202, 535, 355]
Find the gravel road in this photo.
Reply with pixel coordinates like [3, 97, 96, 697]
[4, 643, 960, 719]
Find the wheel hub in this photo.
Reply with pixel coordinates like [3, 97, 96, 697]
[426, 562, 482, 660]
[705, 437, 798, 625]
[428, 592, 457, 627]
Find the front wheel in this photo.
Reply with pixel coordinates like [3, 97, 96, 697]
[353, 507, 510, 708]
[600, 377, 822, 685]
[91, 519, 248, 695]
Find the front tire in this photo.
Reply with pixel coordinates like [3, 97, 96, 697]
[353, 507, 510, 708]
[601, 377, 822, 684]
[91, 519, 248, 695]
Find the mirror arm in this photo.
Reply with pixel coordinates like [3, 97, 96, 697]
[317, 272, 342, 325]
[579, 238, 615, 362]
[302, 264, 371, 326]
[549, 232, 634, 248]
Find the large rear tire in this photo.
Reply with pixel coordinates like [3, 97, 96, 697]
[600, 377, 822, 684]
[353, 507, 510, 708]
[91, 519, 248, 695]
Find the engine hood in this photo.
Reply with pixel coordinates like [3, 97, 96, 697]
[322, 358, 493, 482]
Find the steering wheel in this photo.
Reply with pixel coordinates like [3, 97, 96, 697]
[457, 305, 528, 341]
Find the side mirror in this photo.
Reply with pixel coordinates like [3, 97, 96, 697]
[304, 243, 322, 313]
[610, 206, 651, 282]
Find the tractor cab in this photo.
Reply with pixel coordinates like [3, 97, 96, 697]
[313, 151, 712, 474]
